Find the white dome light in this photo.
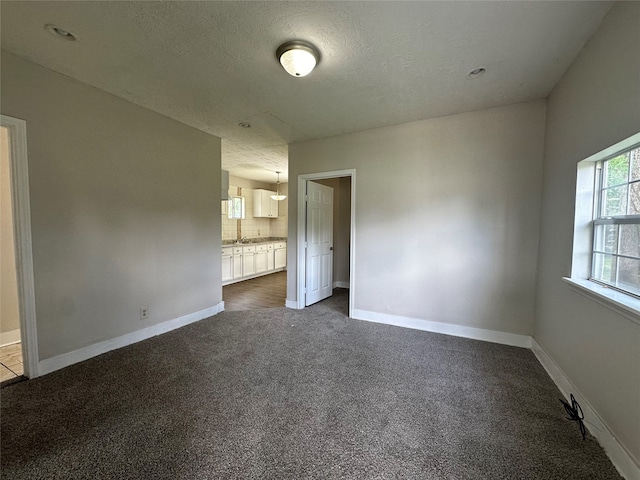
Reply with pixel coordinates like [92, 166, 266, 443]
[277, 41, 320, 78]
[271, 171, 287, 201]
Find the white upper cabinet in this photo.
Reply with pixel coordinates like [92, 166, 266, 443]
[253, 189, 279, 218]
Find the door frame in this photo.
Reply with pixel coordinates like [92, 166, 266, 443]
[1, 115, 39, 378]
[296, 169, 356, 317]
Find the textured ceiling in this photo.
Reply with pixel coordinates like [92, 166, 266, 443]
[0, 1, 613, 183]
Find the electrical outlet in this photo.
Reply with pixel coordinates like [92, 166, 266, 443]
[140, 307, 149, 320]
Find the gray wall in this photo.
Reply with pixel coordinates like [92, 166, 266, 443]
[289, 100, 546, 335]
[534, 2, 640, 465]
[1, 51, 222, 361]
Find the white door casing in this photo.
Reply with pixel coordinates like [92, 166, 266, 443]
[294, 169, 355, 317]
[305, 181, 333, 306]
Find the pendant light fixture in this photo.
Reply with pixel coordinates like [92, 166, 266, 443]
[271, 171, 287, 201]
[276, 40, 320, 77]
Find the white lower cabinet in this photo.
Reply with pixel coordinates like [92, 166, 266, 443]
[267, 244, 275, 271]
[222, 247, 233, 282]
[223, 241, 286, 284]
[242, 246, 256, 277]
[232, 248, 242, 279]
[255, 244, 268, 274]
[274, 243, 287, 270]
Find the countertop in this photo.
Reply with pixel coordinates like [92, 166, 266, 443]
[222, 237, 287, 246]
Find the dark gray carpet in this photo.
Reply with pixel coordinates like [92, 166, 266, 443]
[0, 290, 622, 479]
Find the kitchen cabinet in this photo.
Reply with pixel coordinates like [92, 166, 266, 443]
[221, 169, 229, 200]
[253, 189, 279, 218]
[274, 242, 287, 269]
[267, 244, 275, 270]
[232, 246, 242, 279]
[221, 247, 233, 282]
[222, 241, 287, 285]
[242, 245, 256, 276]
[255, 244, 269, 274]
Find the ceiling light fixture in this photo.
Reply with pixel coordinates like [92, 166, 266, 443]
[238, 122, 251, 128]
[271, 171, 287, 201]
[276, 40, 320, 77]
[45, 24, 77, 41]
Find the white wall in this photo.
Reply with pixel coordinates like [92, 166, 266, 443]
[289, 100, 546, 335]
[223, 185, 270, 242]
[1, 126, 21, 340]
[1, 51, 222, 361]
[222, 175, 288, 241]
[534, 1, 640, 466]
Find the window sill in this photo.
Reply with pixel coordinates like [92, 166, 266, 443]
[563, 277, 640, 325]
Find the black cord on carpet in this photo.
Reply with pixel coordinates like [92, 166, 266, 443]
[560, 393, 586, 440]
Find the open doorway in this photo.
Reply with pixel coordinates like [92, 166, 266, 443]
[0, 115, 38, 381]
[1, 125, 22, 381]
[296, 170, 355, 317]
[222, 176, 288, 311]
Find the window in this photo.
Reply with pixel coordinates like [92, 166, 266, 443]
[228, 195, 245, 220]
[591, 145, 640, 297]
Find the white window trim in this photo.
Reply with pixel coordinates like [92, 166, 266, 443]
[570, 132, 640, 323]
[563, 277, 640, 325]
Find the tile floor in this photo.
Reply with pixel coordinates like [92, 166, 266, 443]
[0, 343, 23, 382]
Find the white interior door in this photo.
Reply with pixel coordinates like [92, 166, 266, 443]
[305, 181, 333, 306]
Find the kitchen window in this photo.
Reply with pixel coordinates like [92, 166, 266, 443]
[591, 145, 640, 297]
[228, 195, 245, 220]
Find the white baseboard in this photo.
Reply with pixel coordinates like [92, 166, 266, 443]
[286, 299, 301, 309]
[352, 309, 531, 348]
[531, 340, 639, 480]
[38, 302, 224, 376]
[0, 328, 21, 347]
[333, 281, 350, 289]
